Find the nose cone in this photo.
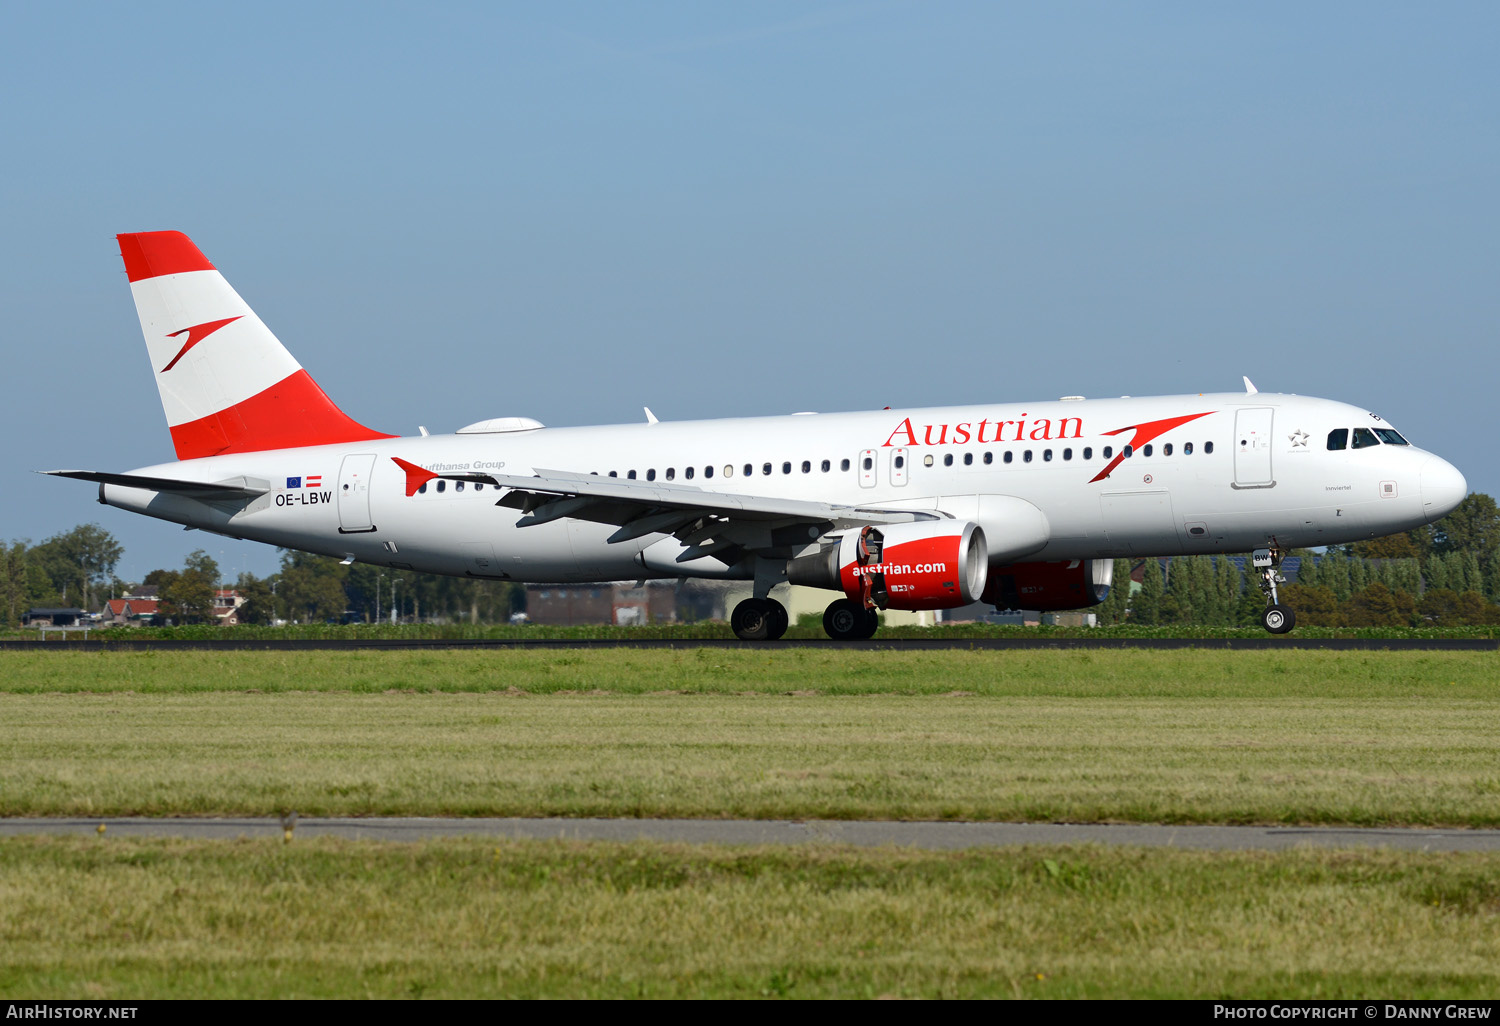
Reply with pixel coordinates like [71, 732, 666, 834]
[1420, 456, 1467, 522]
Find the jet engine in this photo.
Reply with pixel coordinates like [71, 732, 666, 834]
[981, 559, 1113, 611]
[788, 521, 987, 610]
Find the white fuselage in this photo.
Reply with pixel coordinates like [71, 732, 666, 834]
[98, 391, 1467, 585]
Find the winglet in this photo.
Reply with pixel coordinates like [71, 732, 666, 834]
[644, 407, 659, 424]
[1243, 376, 1258, 394]
[391, 457, 438, 497]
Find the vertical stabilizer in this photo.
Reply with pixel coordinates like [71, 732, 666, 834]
[118, 231, 394, 460]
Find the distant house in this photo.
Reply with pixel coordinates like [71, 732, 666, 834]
[213, 589, 245, 625]
[101, 598, 161, 627]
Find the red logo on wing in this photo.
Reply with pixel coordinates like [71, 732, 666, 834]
[1089, 411, 1214, 483]
[160, 316, 243, 373]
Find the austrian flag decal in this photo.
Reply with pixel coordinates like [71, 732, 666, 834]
[285, 475, 322, 489]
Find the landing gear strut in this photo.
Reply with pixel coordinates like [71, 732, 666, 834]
[822, 598, 879, 640]
[1252, 545, 1296, 634]
[730, 597, 789, 641]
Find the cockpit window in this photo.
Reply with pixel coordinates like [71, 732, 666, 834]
[1374, 428, 1409, 445]
[1351, 427, 1380, 449]
[1327, 429, 1348, 451]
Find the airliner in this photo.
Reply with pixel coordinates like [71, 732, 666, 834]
[46, 231, 1468, 639]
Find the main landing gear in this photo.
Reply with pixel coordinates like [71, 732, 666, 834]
[822, 598, 879, 641]
[730, 596, 789, 641]
[1252, 545, 1296, 634]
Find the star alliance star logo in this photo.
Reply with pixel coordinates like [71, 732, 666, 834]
[1289, 429, 1309, 447]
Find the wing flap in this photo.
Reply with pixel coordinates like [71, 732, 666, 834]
[477, 468, 938, 527]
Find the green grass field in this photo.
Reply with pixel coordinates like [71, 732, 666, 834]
[2, 646, 1496, 696]
[2, 837, 1499, 999]
[2, 650, 1497, 823]
[3, 648, 1498, 998]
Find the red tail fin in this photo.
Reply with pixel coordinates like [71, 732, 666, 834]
[119, 231, 395, 460]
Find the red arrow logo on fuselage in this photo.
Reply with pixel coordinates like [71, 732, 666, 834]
[1089, 411, 1214, 483]
[160, 316, 243, 373]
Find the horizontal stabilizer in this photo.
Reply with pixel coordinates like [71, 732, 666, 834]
[41, 470, 269, 500]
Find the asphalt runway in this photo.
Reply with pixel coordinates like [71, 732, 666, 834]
[6, 817, 1500, 852]
[2, 637, 1496, 651]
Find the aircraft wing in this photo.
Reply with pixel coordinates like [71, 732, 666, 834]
[392, 458, 939, 563]
[41, 470, 271, 501]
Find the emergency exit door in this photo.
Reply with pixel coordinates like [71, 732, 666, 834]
[337, 453, 378, 533]
[1233, 408, 1275, 487]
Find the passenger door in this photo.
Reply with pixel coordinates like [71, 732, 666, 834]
[337, 453, 378, 533]
[1233, 408, 1275, 488]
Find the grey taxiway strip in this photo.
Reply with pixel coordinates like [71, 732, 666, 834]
[5, 818, 1500, 852]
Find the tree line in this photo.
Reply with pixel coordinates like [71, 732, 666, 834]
[6, 492, 1499, 627]
[1092, 492, 1500, 627]
[0, 527, 520, 627]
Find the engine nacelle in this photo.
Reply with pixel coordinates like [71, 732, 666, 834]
[789, 521, 988, 610]
[981, 559, 1113, 612]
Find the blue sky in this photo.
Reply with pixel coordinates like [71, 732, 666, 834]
[2, 2, 1496, 582]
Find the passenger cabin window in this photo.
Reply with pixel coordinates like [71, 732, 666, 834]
[1103, 446, 1113, 459]
[684, 467, 693, 480]
[665, 468, 676, 480]
[1375, 429, 1409, 445]
[743, 464, 752, 477]
[1142, 445, 1152, 457]
[436, 480, 446, 493]
[646, 469, 656, 481]
[1163, 443, 1172, 457]
[1083, 447, 1092, 459]
[862, 456, 872, 470]
[608, 471, 617, 478]
[782, 461, 792, 474]
[1204, 442, 1214, 454]
[704, 465, 714, 478]
[1043, 449, 1053, 462]
[455, 481, 465, 492]
[1004, 451, 1013, 464]
[943, 454, 953, 467]
[1327, 429, 1349, 451]
[893, 455, 904, 469]
[763, 463, 772, 476]
[821, 459, 831, 472]
[801, 460, 811, 473]
[1184, 443, 1193, 455]
[1024, 450, 1033, 463]
[1123, 445, 1133, 458]
[628, 470, 637, 479]
[841, 459, 851, 471]
[963, 453, 973, 466]
[1063, 448, 1072, 461]
[418, 483, 427, 494]
[983, 452, 993, 464]
[1352, 428, 1379, 449]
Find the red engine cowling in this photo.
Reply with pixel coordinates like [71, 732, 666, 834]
[981, 559, 1113, 612]
[835, 521, 988, 611]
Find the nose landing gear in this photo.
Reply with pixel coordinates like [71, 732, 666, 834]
[1252, 545, 1296, 634]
